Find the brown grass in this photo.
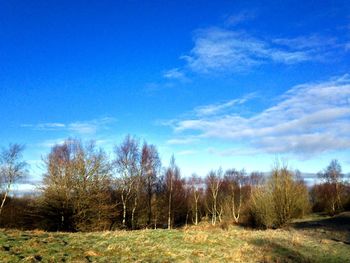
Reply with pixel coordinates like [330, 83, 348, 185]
[0, 219, 349, 262]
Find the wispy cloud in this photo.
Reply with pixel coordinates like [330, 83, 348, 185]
[21, 117, 116, 136]
[21, 122, 66, 130]
[36, 138, 68, 148]
[143, 82, 176, 95]
[177, 150, 198, 156]
[163, 68, 187, 81]
[273, 34, 337, 50]
[206, 147, 259, 157]
[166, 137, 198, 145]
[181, 27, 315, 74]
[224, 10, 256, 26]
[345, 42, 350, 52]
[161, 19, 349, 76]
[159, 17, 347, 85]
[166, 74, 350, 155]
[36, 137, 114, 150]
[194, 93, 256, 116]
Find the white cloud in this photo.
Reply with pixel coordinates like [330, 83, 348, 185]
[37, 138, 67, 148]
[345, 42, 350, 51]
[195, 100, 241, 116]
[194, 93, 256, 116]
[273, 35, 337, 50]
[21, 122, 66, 130]
[166, 137, 198, 145]
[22, 117, 116, 136]
[37, 137, 114, 150]
[206, 147, 259, 156]
[161, 21, 346, 81]
[68, 122, 97, 134]
[167, 75, 350, 155]
[225, 10, 256, 26]
[177, 150, 198, 156]
[180, 27, 319, 74]
[163, 68, 187, 81]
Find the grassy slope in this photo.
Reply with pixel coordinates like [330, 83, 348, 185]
[0, 224, 349, 262]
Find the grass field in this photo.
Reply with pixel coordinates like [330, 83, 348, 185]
[0, 214, 349, 262]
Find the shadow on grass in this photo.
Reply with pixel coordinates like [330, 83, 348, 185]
[250, 238, 312, 263]
[293, 212, 350, 231]
[292, 212, 350, 244]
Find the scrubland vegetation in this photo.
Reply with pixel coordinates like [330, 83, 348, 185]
[0, 136, 350, 262]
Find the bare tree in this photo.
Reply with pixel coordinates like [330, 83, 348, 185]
[165, 155, 180, 229]
[151, 182, 161, 229]
[130, 173, 141, 229]
[318, 159, 344, 214]
[188, 174, 203, 226]
[224, 169, 245, 223]
[141, 143, 161, 226]
[71, 141, 113, 231]
[206, 169, 223, 226]
[114, 135, 140, 227]
[40, 141, 76, 231]
[248, 171, 265, 188]
[166, 156, 174, 229]
[0, 144, 27, 217]
[40, 139, 113, 231]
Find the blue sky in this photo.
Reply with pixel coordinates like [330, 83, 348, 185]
[1, 0, 350, 188]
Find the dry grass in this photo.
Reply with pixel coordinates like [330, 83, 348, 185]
[0, 220, 349, 262]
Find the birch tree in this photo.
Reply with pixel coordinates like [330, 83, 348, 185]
[224, 169, 245, 223]
[0, 144, 27, 217]
[165, 155, 180, 229]
[141, 143, 161, 226]
[188, 174, 203, 225]
[206, 169, 222, 226]
[114, 135, 140, 228]
[318, 159, 344, 214]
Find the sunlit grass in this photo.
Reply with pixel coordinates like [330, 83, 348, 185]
[0, 223, 349, 262]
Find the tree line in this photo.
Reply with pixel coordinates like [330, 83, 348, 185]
[0, 136, 349, 231]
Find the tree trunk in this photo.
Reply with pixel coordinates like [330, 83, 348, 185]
[154, 216, 157, 230]
[232, 185, 241, 223]
[335, 182, 342, 211]
[131, 195, 138, 229]
[152, 195, 158, 229]
[0, 189, 9, 217]
[232, 198, 239, 223]
[168, 176, 173, 230]
[185, 212, 189, 228]
[212, 201, 217, 226]
[195, 197, 198, 225]
[168, 191, 172, 229]
[147, 192, 152, 226]
[218, 206, 223, 223]
[0, 181, 11, 217]
[122, 202, 127, 227]
[131, 207, 136, 229]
